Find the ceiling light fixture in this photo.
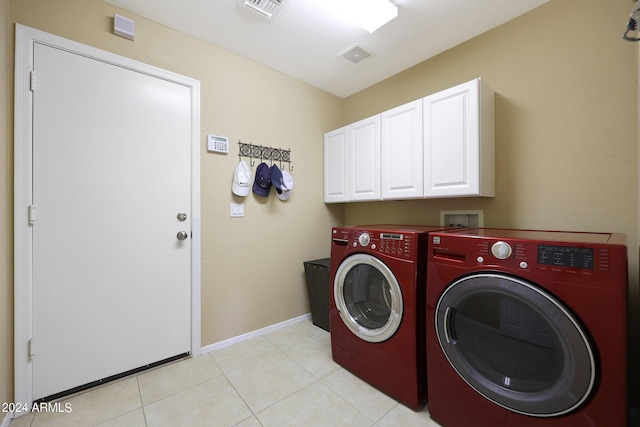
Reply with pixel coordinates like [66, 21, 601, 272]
[330, 0, 398, 33]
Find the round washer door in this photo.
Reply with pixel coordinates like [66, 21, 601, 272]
[435, 273, 596, 417]
[334, 253, 403, 343]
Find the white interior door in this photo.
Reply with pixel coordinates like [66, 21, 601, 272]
[27, 37, 195, 400]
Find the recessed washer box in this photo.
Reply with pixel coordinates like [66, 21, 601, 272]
[440, 210, 484, 228]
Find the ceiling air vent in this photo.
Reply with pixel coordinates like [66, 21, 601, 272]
[339, 43, 374, 64]
[242, 0, 286, 19]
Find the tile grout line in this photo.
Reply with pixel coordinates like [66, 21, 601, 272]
[135, 376, 149, 427]
[220, 344, 319, 423]
[255, 328, 384, 426]
[217, 326, 334, 424]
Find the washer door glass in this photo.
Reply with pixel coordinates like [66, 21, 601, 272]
[334, 253, 403, 343]
[435, 273, 595, 417]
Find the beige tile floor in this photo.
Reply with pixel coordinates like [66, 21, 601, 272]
[8, 319, 441, 427]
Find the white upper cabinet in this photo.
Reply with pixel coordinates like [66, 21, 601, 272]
[423, 78, 495, 198]
[324, 126, 349, 203]
[381, 99, 424, 200]
[323, 78, 495, 203]
[349, 115, 381, 201]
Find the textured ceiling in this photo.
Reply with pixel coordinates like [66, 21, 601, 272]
[105, 0, 549, 98]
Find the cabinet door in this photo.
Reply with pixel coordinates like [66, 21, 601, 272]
[381, 99, 423, 200]
[324, 126, 349, 203]
[423, 78, 494, 197]
[349, 115, 381, 201]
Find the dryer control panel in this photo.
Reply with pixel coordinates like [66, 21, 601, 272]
[538, 245, 594, 270]
[429, 228, 628, 291]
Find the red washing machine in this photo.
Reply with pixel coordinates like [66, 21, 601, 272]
[330, 224, 453, 410]
[426, 228, 628, 426]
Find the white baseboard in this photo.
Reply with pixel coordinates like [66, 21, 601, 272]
[201, 313, 312, 354]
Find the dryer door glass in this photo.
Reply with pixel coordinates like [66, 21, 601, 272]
[435, 273, 595, 417]
[334, 253, 403, 343]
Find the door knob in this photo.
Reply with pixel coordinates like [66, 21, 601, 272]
[177, 231, 189, 241]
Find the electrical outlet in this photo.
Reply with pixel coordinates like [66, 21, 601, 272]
[441, 210, 484, 228]
[230, 203, 244, 218]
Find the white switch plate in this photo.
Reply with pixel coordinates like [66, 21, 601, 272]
[230, 203, 244, 218]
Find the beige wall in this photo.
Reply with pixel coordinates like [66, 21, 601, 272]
[343, 0, 640, 402]
[1, 0, 344, 404]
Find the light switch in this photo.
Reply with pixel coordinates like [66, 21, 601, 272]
[231, 203, 244, 218]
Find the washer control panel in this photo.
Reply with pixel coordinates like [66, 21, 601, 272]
[379, 232, 413, 258]
[343, 230, 414, 258]
[358, 232, 371, 247]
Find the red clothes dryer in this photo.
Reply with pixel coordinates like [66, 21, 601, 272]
[426, 228, 628, 426]
[330, 224, 452, 410]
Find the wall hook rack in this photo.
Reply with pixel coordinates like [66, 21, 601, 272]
[238, 141, 293, 171]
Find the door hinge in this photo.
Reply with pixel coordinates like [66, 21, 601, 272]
[28, 205, 36, 225]
[28, 338, 35, 359]
[30, 71, 36, 91]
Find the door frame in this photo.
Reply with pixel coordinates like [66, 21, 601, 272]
[13, 24, 202, 407]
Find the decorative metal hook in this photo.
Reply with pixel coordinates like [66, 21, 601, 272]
[237, 141, 293, 170]
[286, 148, 293, 171]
